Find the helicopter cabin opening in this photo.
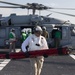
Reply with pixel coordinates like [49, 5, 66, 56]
[0, 21, 74, 49]
[44, 23, 72, 48]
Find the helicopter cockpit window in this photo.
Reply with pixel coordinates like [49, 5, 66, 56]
[62, 27, 68, 38]
[1, 20, 7, 26]
[71, 27, 75, 36]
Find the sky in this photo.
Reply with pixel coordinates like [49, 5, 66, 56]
[0, 0, 75, 24]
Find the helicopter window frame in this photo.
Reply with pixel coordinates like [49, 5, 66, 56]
[71, 28, 75, 36]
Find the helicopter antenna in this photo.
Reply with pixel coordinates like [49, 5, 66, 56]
[46, 13, 52, 17]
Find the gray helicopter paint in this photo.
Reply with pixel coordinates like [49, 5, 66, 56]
[9, 14, 65, 25]
[0, 14, 74, 49]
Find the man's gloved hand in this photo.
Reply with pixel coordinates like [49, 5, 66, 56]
[43, 54, 48, 58]
[35, 44, 40, 46]
[25, 51, 30, 58]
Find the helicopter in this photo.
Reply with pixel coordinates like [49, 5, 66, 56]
[0, 1, 75, 50]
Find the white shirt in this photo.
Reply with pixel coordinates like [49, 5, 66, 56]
[21, 34, 49, 52]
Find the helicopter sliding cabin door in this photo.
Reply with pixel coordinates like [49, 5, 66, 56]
[61, 26, 71, 46]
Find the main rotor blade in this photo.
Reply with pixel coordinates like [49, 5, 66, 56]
[0, 6, 21, 8]
[1, 1, 75, 11]
[0, 1, 75, 10]
[0, 1, 26, 7]
[48, 7, 75, 10]
[47, 10, 75, 17]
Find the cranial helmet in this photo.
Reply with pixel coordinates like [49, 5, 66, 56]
[35, 26, 42, 32]
[11, 28, 15, 32]
[28, 30, 31, 33]
[42, 26, 46, 30]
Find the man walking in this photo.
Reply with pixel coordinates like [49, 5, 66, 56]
[51, 27, 62, 48]
[21, 29, 27, 43]
[9, 28, 16, 53]
[42, 26, 49, 39]
[21, 26, 49, 75]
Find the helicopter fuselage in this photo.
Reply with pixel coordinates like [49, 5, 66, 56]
[0, 14, 75, 49]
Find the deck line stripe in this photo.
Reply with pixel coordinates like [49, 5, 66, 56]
[0, 49, 20, 71]
[70, 54, 75, 60]
[0, 59, 10, 70]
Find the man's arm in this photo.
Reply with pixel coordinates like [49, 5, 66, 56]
[42, 37, 49, 49]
